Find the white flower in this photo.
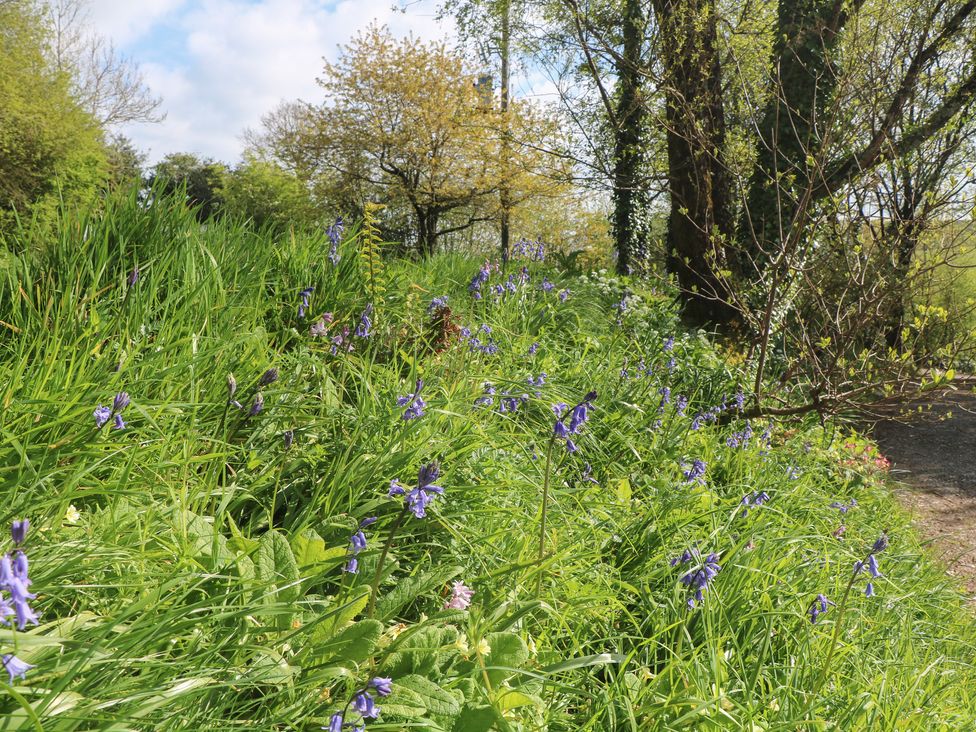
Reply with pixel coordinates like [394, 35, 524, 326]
[65, 504, 80, 524]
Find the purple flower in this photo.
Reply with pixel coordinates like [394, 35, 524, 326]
[734, 390, 745, 411]
[872, 533, 889, 554]
[349, 530, 367, 555]
[540, 278, 554, 293]
[298, 286, 314, 319]
[740, 490, 770, 517]
[249, 393, 264, 416]
[428, 295, 449, 313]
[370, 677, 393, 697]
[11, 520, 29, 546]
[405, 463, 444, 519]
[663, 336, 674, 352]
[397, 379, 426, 420]
[1, 554, 38, 630]
[682, 459, 706, 485]
[674, 550, 722, 608]
[93, 405, 111, 429]
[327, 713, 344, 732]
[113, 392, 130, 413]
[390, 464, 445, 519]
[468, 262, 491, 296]
[1, 654, 33, 684]
[352, 691, 380, 719]
[360, 516, 377, 528]
[558, 289, 570, 302]
[809, 594, 835, 624]
[327, 218, 344, 265]
[310, 318, 329, 337]
[553, 392, 596, 453]
[474, 382, 495, 408]
[113, 413, 126, 430]
[343, 557, 359, 574]
[127, 265, 139, 287]
[258, 368, 279, 387]
[444, 581, 474, 610]
[388, 479, 406, 497]
[528, 342, 539, 356]
[355, 304, 373, 338]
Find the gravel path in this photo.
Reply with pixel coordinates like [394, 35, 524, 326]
[872, 383, 976, 594]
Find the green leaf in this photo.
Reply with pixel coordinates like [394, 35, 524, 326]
[452, 705, 497, 732]
[318, 618, 383, 665]
[254, 529, 301, 603]
[291, 528, 346, 571]
[395, 674, 461, 717]
[313, 589, 371, 641]
[485, 632, 528, 686]
[540, 652, 627, 674]
[494, 688, 542, 711]
[376, 565, 462, 620]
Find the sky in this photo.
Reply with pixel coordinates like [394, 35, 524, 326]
[84, 0, 456, 164]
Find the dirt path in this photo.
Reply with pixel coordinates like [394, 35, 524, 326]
[872, 383, 976, 594]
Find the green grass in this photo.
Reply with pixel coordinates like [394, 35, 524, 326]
[1, 192, 976, 730]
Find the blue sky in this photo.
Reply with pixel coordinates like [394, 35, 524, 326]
[86, 0, 455, 164]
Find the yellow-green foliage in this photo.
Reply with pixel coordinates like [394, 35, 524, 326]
[359, 201, 387, 308]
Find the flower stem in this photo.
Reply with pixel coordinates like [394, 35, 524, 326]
[808, 552, 870, 706]
[368, 505, 409, 618]
[535, 434, 557, 598]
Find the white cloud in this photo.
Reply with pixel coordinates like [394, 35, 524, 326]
[87, 0, 188, 47]
[101, 0, 455, 164]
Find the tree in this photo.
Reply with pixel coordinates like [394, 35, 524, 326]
[548, 0, 661, 276]
[146, 153, 227, 222]
[43, 0, 164, 127]
[218, 156, 317, 231]
[0, 0, 107, 235]
[257, 25, 560, 257]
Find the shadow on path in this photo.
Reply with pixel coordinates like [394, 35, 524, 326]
[872, 384, 976, 595]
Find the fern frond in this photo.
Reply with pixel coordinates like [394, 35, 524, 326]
[359, 202, 387, 311]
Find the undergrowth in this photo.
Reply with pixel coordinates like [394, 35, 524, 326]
[1, 193, 975, 730]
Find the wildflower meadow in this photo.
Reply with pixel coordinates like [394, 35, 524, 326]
[2, 193, 976, 730]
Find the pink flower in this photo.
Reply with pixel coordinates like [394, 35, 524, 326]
[444, 581, 474, 610]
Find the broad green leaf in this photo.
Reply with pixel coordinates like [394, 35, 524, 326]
[452, 705, 497, 732]
[395, 674, 461, 717]
[318, 618, 383, 665]
[485, 632, 528, 686]
[375, 565, 462, 620]
[254, 529, 301, 603]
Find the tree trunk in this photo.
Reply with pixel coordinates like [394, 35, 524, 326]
[499, 0, 512, 268]
[652, 0, 738, 324]
[612, 0, 648, 276]
[739, 0, 847, 273]
[416, 208, 439, 257]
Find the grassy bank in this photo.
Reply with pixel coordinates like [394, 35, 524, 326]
[1, 195, 975, 730]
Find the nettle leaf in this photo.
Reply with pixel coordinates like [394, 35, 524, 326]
[494, 688, 542, 711]
[375, 565, 462, 620]
[394, 674, 462, 718]
[291, 527, 347, 572]
[317, 618, 383, 666]
[452, 704, 497, 732]
[485, 632, 528, 686]
[384, 626, 455, 677]
[254, 529, 301, 603]
[313, 589, 371, 642]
